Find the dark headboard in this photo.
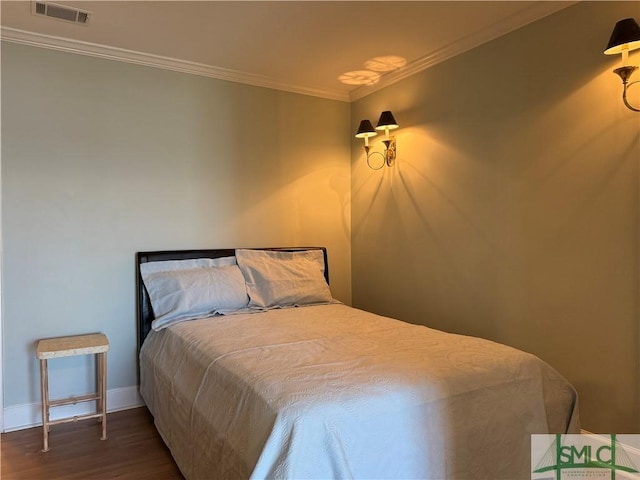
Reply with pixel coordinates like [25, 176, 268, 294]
[136, 247, 328, 351]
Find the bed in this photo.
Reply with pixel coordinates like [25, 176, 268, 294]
[137, 247, 579, 480]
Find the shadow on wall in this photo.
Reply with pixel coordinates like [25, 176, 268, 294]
[352, 87, 637, 325]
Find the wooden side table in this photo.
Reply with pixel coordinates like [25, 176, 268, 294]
[36, 333, 109, 452]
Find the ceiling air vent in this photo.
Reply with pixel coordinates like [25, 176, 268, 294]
[32, 1, 91, 25]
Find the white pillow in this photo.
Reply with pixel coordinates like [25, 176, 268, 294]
[236, 249, 333, 308]
[142, 264, 249, 330]
[140, 256, 236, 276]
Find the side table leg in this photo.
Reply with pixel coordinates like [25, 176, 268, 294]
[99, 352, 107, 440]
[39, 358, 49, 452]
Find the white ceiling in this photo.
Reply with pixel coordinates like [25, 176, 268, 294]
[0, 1, 575, 102]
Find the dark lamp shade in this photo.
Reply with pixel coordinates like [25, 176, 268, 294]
[355, 119, 377, 138]
[376, 110, 399, 130]
[604, 18, 640, 55]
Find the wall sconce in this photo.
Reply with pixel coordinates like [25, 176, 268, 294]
[604, 17, 640, 112]
[355, 111, 399, 170]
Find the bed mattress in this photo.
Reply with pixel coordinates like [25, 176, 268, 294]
[139, 303, 579, 479]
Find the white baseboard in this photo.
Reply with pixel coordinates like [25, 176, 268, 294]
[2, 386, 144, 433]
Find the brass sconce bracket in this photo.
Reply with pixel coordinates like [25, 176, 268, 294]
[613, 65, 640, 112]
[382, 138, 397, 165]
[364, 137, 397, 170]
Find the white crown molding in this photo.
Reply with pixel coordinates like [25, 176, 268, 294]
[0, 26, 351, 103]
[349, 1, 578, 102]
[3, 385, 143, 432]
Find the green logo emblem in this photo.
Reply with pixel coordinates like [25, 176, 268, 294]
[533, 434, 639, 480]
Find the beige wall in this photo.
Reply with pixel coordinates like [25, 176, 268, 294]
[1, 42, 351, 407]
[352, 1, 640, 433]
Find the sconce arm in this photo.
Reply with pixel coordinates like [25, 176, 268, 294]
[365, 150, 385, 170]
[622, 79, 640, 112]
[614, 66, 640, 112]
[363, 138, 397, 170]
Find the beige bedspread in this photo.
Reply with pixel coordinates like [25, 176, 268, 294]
[140, 303, 579, 479]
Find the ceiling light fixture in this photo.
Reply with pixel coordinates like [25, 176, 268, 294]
[355, 111, 399, 170]
[604, 17, 640, 112]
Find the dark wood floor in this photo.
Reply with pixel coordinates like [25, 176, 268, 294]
[1, 407, 183, 479]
